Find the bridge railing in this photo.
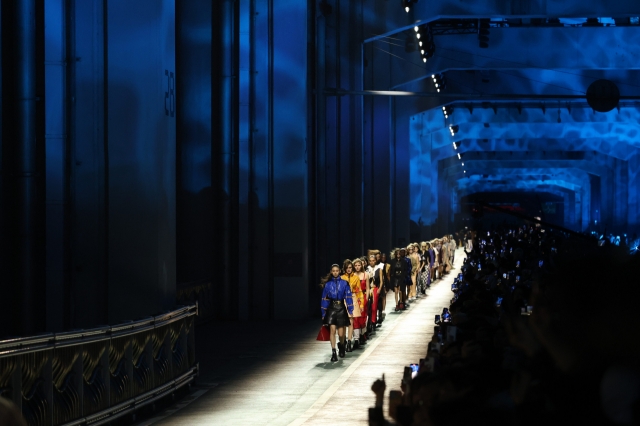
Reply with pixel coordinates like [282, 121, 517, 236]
[0, 304, 198, 426]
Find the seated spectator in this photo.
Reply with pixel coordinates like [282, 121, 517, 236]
[369, 224, 640, 426]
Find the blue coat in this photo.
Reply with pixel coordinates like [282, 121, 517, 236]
[404, 257, 412, 283]
[320, 276, 354, 318]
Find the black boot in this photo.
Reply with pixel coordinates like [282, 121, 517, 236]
[353, 339, 360, 350]
[346, 340, 353, 352]
[330, 349, 338, 362]
[338, 341, 346, 357]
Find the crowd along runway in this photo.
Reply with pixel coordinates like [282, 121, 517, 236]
[136, 250, 464, 426]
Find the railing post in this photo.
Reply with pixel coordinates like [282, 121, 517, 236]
[72, 347, 83, 423]
[125, 335, 133, 403]
[43, 351, 53, 426]
[100, 341, 110, 413]
[12, 357, 22, 412]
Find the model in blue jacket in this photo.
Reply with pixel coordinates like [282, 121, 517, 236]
[320, 276, 354, 318]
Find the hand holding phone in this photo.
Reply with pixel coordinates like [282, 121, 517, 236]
[388, 390, 402, 420]
[410, 363, 419, 379]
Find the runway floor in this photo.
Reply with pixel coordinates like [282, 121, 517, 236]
[136, 251, 463, 426]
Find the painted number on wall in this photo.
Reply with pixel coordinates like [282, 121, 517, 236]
[165, 70, 175, 117]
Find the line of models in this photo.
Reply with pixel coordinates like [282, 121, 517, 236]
[319, 236, 459, 362]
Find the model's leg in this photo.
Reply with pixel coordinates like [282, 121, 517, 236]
[329, 325, 337, 348]
[394, 286, 399, 305]
[337, 326, 347, 357]
[411, 273, 417, 297]
[380, 287, 386, 313]
[371, 287, 378, 324]
[348, 318, 354, 340]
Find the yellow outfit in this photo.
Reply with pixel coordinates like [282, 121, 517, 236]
[341, 273, 363, 318]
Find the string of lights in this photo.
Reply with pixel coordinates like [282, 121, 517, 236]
[414, 25, 436, 63]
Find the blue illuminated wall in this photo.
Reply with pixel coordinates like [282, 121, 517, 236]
[60, 0, 176, 327]
[106, 0, 176, 322]
[11, 0, 640, 335]
[409, 105, 639, 236]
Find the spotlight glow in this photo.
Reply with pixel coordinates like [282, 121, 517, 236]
[416, 33, 421, 39]
[421, 50, 425, 54]
[457, 153, 461, 159]
[431, 74, 435, 78]
[405, 6, 410, 12]
[423, 58, 427, 63]
[453, 142, 457, 149]
[419, 41, 423, 46]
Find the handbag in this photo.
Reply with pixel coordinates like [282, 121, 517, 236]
[316, 325, 330, 341]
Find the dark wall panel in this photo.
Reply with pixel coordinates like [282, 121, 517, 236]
[106, 0, 176, 323]
[70, 0, 108, 328]
[175, 0, 213, 286]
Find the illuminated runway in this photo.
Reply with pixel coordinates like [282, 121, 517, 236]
[140, 251, 463, 426]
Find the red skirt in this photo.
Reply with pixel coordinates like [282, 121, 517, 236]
[353, 315, 366, 329]
[370, 287, 379, 324]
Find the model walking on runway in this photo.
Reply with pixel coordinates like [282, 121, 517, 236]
[366, 255, 382, 333]
[341, 260, 364, 351]
[390, 249, 407, 310]
[353, 258, 369, 345]
[320, 264, 354, 362]
[409, 243, 420, 300]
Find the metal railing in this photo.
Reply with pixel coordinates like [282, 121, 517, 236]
[176, 281, 214, 323]
[0, 305, 198, 426]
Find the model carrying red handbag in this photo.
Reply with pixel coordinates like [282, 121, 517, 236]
[316, 324, 330, 341]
